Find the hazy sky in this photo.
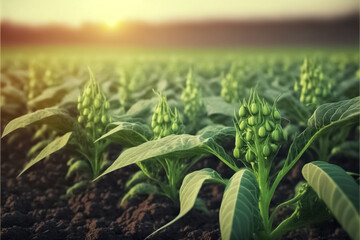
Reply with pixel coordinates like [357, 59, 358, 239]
[1, 0, 358, 26]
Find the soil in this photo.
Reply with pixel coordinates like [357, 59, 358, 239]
[1, 135, 357, 240]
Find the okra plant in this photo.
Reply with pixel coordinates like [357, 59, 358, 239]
[292, 58, 355, 162]
[294, 58, 331, 108]
[24, 63, 59, 160]
[123, 92, 190, 203]
[181, 69, 205, 132]
[221, 64, 243, 103]
[117, 68, 134, 109]
[144, 92, 359, 240]
[2, 69, 147, 195]
[96, 96, 240, 205]
[107, 92, 207, 205]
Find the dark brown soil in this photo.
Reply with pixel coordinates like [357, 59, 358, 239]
[1, 136, 356, 240]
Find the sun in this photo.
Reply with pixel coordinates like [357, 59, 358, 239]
[105, 20, 118, 29]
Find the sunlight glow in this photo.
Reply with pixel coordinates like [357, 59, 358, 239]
[105, 20, 118, 29]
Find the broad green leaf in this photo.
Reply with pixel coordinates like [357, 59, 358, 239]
[196, 124, 235, 142]
[203, 96, 238, 117]
[95, 121, 151, 147]
[219, 169, 260, 240]
[272, 97, 360, 194]
[1, 103, 24, 116]
[95, 126, 238, 180]
[28, 80, 79, 109]
[59, 88, 81, 106]
[27, 140, 50, 157]
[334, 77, 360, 99]
[308, 96, 360, 129]
[1, 84, 27, 104]
[2, 108, 73, 137]
[120, 183, 158, 206]
[146, 168, 226, 239]
[302, 161, 360, 240]
[126, 98, 157, 117]
[19, 132, 72, 176]
[261, 86, 310, 124]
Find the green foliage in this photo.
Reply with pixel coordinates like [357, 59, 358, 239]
[150, 92, 359, 240]
[2, 50, 359, 239]
[146, 168, 226, 239]
[221, 71, 240, 103]
[294, 58, 331, 107]
[219, 169, 260, 240]
[302, 161, 360, 240]
[2, 107, 73, 138]
[97, 124, 237, 203]
[181, 69, 204, 130]
[117, 68, 139, 109]
[19, 132, 72, 175]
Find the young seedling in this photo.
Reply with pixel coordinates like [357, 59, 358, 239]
[146, 91, 359, 240]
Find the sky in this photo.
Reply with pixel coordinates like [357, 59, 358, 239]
[1, 0, 358, 27]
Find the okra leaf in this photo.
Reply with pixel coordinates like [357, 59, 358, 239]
[196, 124, 235, 142]
[2, 108, 74, 137]
[146, 168, 226, 239]
[203, 96, 238, 117]
[59, 89, 81, 106]
[19, 132, 72, 176]
[307, 96, 360, 129]
[302, 161, 360, 240]
[291, 96, 359, 163]
[95, 121, 151, 147]
[126, 98, 157, 117]
[273, 97, 360, 193]
[27, 140, 50, 158]
[219, 169, 260, 240]
[96, 126, 238, 180]
[28, 80, 79, 109]
[1, 84, 27, 104]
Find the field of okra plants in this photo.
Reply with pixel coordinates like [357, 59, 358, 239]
[1, 48, 359, 240]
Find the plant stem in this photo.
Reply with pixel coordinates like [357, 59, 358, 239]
[258, 158, 271, 235]
[253, 133, 272, 237]
[270, 210, 298, 240]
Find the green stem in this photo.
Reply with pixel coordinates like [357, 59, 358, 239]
[269, 193, 303, 226]
[258, 158, 271, 234]
[270, 210, 298, 240]
[93, 145, 100, 178]
[253, 132, 272, 236]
